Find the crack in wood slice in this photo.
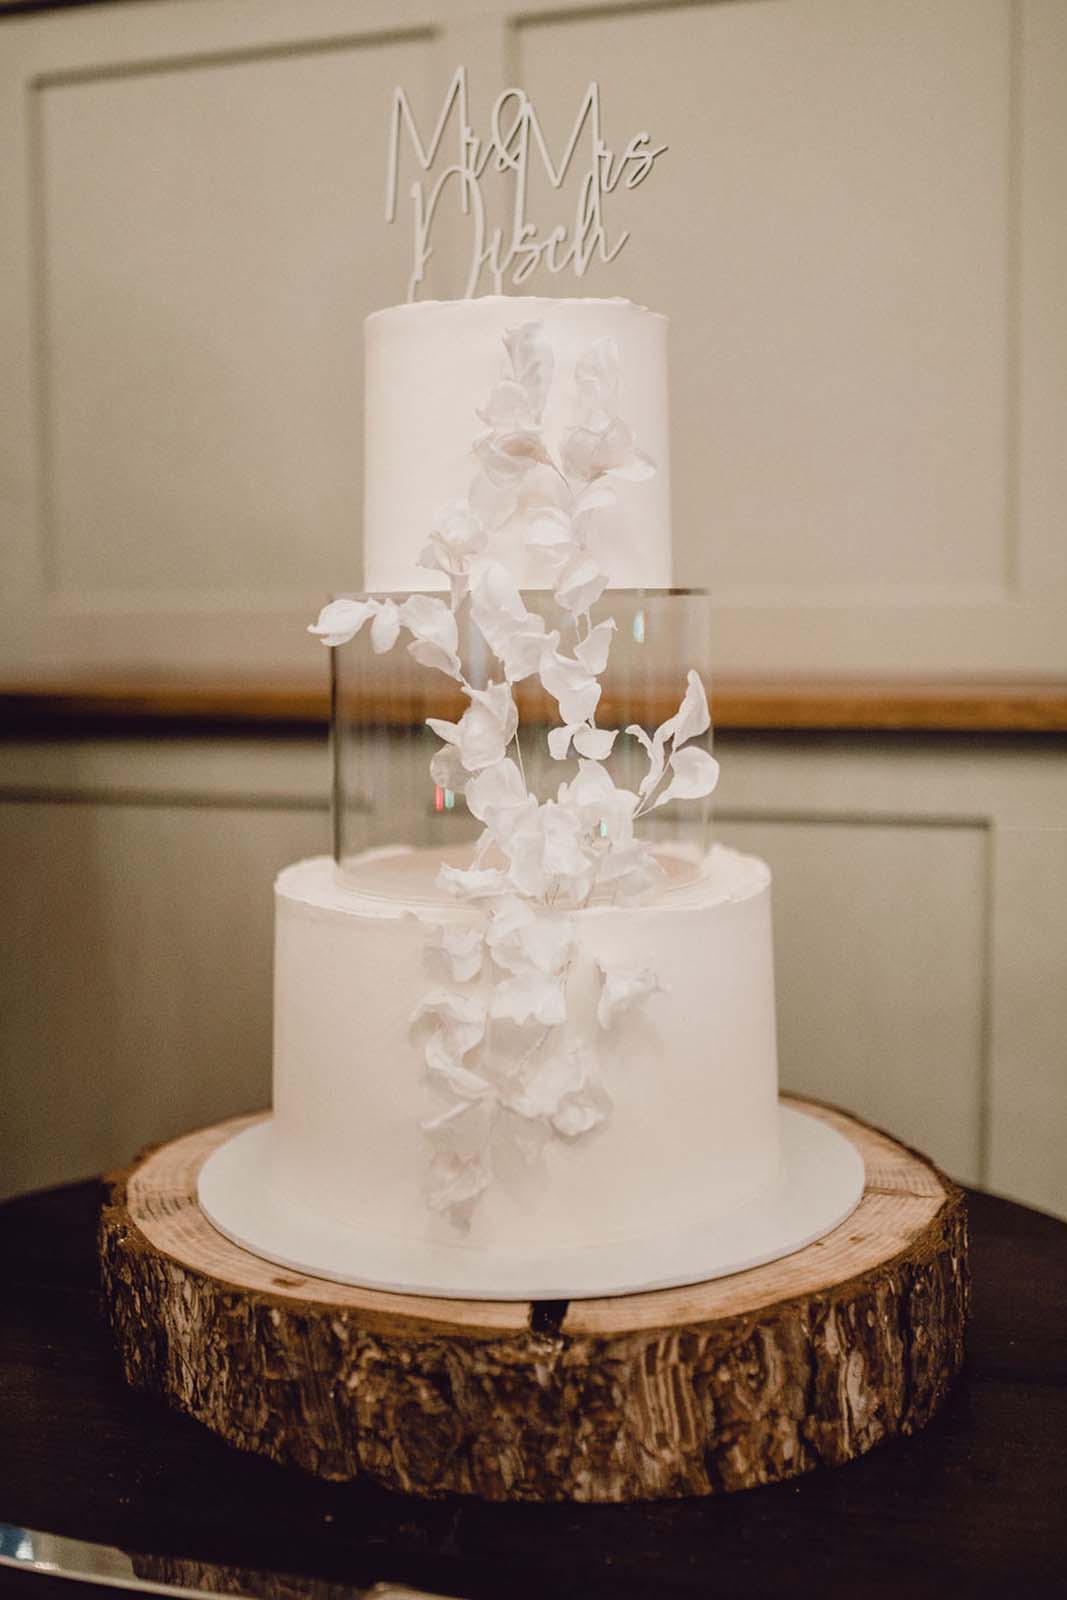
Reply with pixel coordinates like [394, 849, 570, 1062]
[100, 1097, 968, 1502]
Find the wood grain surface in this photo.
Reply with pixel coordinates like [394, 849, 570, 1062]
[99, 1098, 968, 1503]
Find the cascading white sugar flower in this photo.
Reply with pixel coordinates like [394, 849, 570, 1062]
[308, 319, 717, 1225]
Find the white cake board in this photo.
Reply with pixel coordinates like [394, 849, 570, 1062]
[196, 1104, 865, 1302]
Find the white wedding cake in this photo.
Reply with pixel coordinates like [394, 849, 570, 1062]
[192, 63, 869, 1297]
[266, 295, 784, 1264]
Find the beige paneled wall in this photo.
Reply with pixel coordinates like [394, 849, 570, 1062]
[35, 33, 434, 606]
[518, 0, 1009, 595]
[1, 0, 1065, 673]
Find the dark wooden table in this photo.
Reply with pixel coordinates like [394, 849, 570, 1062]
[0, 1178, 1064, 1600]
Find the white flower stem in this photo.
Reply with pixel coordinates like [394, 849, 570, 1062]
[511, 727, 529, 794]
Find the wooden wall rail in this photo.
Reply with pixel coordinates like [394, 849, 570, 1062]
[3, 677, 1067, 735]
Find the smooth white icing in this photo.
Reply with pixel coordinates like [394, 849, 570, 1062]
[271, 845, 780, 1253]
[362, 295, 673, 593]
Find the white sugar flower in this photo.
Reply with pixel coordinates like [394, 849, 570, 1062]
[476, 377, 535, 430]
[554, 554, 608, 617]
[575, 619, 617, 675]
[594, 838, 665, 903]
[486, 896, 575, 977]
[489, 970, 567, 1028]
[563, 418, 655, 485]
[475, 428, 552, 485]
[398, 595, 462, 678]
[437, 861, 510, 899]
[469, 471, 520, 537]
[557, 760, 639, 847]
[572, 478, 618, 522]
[539, 641, 601, 726]
[411, 989, 486, 1053]
[574, 338, 620, 426]
[651, 746, 721, 809]
[503, 322, 553, 421]
[523, 504, 576, 567]
[429, 742, 468, 794]
[626, 721, 668, 799]
[504, 1045, 609, 1138]
[469, 561, 556, 683]
[411, 991, 490, 1100]
[418, 500, 487, 579]
[666, 669, 712, 748]
[370, 600, 401, 653]
[307, 597, 377, 647]
[464, 759, 530, 844]
[596, 960, 664, 1028]
[430, 924, 485, 984]
[427, 681, 518, 772]
[627, 670, 714, 802]
[501, 799, 594, 904]
[426, 1148, 491, 1223]
[547, 723, 619, 761]
[562, 339, 656, 485]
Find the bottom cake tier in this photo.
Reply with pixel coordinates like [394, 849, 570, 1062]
[267, 843, 782, 1257]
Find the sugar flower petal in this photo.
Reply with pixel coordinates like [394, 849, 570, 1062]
[572, 725, 618, 759]
[418, 500, 488, 579]
[504, 321, 553, 421]
[574, 619, 617, 677]
[464, 757, 527, 822]
[307, 597, 377, 648]
[547, 724, 579, 760]
[651, 746, 721, 809]
[626, 721, 668, 800]
[430, 924, 485, 983]
[370, 600, 401, 654]
[489, 970, 567, 1028]
[554, 555, 608, 616]
[429, 742, 468, 794]
[574, 338, 620, 425]
[426, 1148, 491, 1223]
[539, 643, 601, 726]
[596, 961, 664, 1028]
[411, 989, 486, 1049]
[476, 377, 533, 430]
[505, 1046, 609, 1139]
[669, 669, 712, 749]
[399, 594, 462, 678]
[475, 428, 552, 485]
[436, 861, 510, 899]
[469, 560, 555, 682]
[558, 760, 638, 845]
[428, 681, 517, 772]
[486, 896, 575, 977]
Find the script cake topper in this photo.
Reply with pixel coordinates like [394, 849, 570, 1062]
[386, 66, 667, 301]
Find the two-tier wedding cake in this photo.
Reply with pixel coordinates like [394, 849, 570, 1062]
[197, 292, 865, 1299]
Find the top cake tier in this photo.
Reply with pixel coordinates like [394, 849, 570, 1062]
[362, 295, 672, 594]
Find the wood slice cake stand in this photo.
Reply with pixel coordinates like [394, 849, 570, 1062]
[100, 1096, 968, 1503]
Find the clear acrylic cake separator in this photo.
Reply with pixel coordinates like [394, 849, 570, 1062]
[330, 589, 716, 876]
